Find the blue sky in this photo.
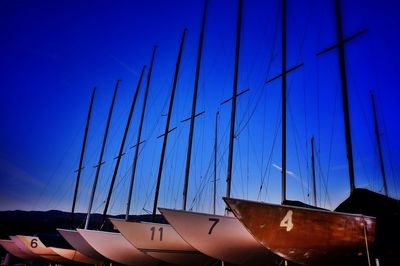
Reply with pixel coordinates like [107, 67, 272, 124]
[1, 0, 399, 215]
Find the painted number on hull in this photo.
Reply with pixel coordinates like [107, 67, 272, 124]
[208, 218, 220, 234]
[30, 239, 38, 248]
[280, 210, 293, 232]
[150, 226, 163, 241]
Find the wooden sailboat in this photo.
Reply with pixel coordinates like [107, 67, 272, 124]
[159, 0, 281, 265]
[58, 80, 120, 263]
[224, 197, 375, 265]
[224, 0, 380, 265]
[77, 66, 159, 266]
[111, 28, 215, 266]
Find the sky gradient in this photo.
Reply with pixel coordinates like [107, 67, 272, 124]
[1, 0, 399, 216]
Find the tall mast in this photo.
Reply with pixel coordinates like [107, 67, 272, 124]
[281, 0, 287, 204]
[101, 67, 146, 225]
[311, 137, 317, 207]
[371, 92, 388, 196]
[70, 87, 95, 228]
[85, 81, 119, 229]
[335, 0, 355, 192]
[182, 0, 208, 211]
[152, 29, 187, 221]
[126, 46, 157, 220]
[226, 0, 242, 199]
[213, 111, 219, 214]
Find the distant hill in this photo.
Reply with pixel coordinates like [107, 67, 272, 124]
[0, 210, 165, 250]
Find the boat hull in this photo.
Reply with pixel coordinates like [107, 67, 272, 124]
[224, 197, 376, 265]
[77, 229, 159, 266]
[50, 246, 100, 264]
[57, 228, 107, 261]
[159, 208, 282, 265]
[14, 235, 67, 262]
[0, 239, 34, 260]
[111, 218, 216, 265]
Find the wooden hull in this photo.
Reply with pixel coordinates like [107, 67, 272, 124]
[159, 208, 282, 265]
[224, 197, 376, 265]
[77, 229, 159, 266]
[50, 246, 100, 264]
[111, 218, 216, 265]
[14, 235, 67, 262]
[0, 239, 35, 260]
[57, 228, 107, 261]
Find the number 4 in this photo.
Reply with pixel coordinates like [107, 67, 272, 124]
[280, 210, 293, 232]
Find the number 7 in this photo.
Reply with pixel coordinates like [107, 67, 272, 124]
[208, 218, 220, 234]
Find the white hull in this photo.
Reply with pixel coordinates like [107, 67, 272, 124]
[0, 239, 34, 260]
[50, 246, 100, 264]
[159, 208, 280, 265]
[57, 228, 107, 261]
[111, 219, 216, 266]
[14, 235, 67, 262]
[77, 229, 159, 266]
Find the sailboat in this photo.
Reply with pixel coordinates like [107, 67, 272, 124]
[224, 0, 383, 265]
[77, 65, 159, 266]
[58, 80, 120, 263]
[0, 88, 100, 265]
[111, 27, 216, 266]
[159, 0, 282, 265]
[0, 239, 36, 261]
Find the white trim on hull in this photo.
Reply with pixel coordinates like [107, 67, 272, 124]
[159, 208, 282, 265]
[14, 235, 67, 262]
[57, 228, 107, 261]
[50, 246, 100, 264]
[111, 219, 216, 266]
[0, 239, 34, 260]
[77, 229, 159, 266]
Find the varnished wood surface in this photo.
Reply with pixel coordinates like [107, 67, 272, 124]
[225, 197, 376, 265]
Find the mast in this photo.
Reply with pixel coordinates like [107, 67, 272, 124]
[371, 92, 388, 196]
[70, 87, 95, 228]
[126, 46, 157, 220]
[152, 29, 187, 221]
[226, 0, 242, 199]
[281, 0, 287, 204]
[336, 0, 355, 192]
[85, 80, 119, 229]
[101, 67, 146, 225]
[182, 0, 208, 211]
[311, 136, 317, 207]
[213, 111, 219, 214]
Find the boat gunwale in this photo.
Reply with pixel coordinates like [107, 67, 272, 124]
[223, 197, 376, 220]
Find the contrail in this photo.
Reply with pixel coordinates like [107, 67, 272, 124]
[272, 163, 308, 189]
[109, 54, 139, 76]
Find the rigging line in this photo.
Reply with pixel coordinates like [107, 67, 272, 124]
[323, 84, 340, 208]
[235, 2, 280, 137]
[33, 119, 84, 210]
[346, 66, 375, 186]
[288, 103, 307, 202]
[258, 100, 281, 200]
[378, 95, 399, 197]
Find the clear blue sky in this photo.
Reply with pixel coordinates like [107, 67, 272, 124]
[1, 0, 399, 215]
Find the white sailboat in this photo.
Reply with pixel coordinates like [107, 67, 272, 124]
[50, 246, 99, 264]
[77, 66, 159, 266]
[0, 239, 35, 260]
[111, 219, 213, 265]
[111, 27, 215, 266]
[77, 228, 158, 266]
[13, 235, 67, 262]
[158, 0, 282, 265]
